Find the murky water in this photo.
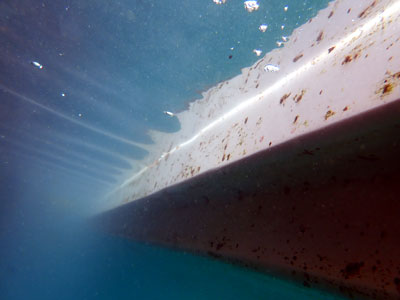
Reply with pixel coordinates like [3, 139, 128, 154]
[0, 1, 347, 299]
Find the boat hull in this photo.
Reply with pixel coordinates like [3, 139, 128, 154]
[97, 99, 400, 299]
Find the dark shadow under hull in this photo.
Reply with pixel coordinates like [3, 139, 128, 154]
[96, 99, 400, 299]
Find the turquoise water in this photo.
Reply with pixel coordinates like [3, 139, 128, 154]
[0, 0, 344, 299]
[1, 180, 342, 300]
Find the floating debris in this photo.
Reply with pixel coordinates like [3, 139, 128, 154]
[244, 1, 259, 12]
[213, 0, 226, 4]
[31, 61, 43, 69]
[253, 49, 262, 56]
[264, 64, 280, 72]
[163, 111, 175, 117]
[259, 24, 268, 32]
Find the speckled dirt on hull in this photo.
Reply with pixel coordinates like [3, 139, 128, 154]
[101, 0, 400, 211]
[97, 98, 400, 299]
[96, 0, 400, 298]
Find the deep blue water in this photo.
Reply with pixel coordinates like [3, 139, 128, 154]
[0, 0, 344, 299]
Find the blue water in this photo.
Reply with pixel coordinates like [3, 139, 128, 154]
[1, 178, 342, 300]
[0, 0, 343, 299]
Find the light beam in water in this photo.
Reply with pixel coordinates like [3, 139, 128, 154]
[0, 84, 147, 149]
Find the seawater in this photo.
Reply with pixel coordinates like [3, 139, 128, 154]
[0, 178, 342, 300]
[0, 0, 344, 299]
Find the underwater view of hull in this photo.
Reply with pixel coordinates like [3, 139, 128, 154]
[96, 0, 400, 299]
[98, 98, 400, 299]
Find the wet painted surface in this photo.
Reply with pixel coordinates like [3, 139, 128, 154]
[98, 99, 400, 299]
[97, 0, 400, 299]
[102, 0, 400, 212]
